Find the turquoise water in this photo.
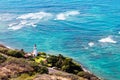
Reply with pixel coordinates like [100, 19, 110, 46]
[0, 0, 120, 80]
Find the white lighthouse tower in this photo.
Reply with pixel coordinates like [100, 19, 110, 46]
[32, 44, 38, 57]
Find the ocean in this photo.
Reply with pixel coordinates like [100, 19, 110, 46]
[0, 0, 120, 80]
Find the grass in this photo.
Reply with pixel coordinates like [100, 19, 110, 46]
[35, 57, 46, 63]
[10, 73, 36, 80]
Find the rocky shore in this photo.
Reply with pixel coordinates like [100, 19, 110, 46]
[0, 44, 100, 80]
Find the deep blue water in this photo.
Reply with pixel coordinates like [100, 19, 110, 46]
[0, 0, 120, 80]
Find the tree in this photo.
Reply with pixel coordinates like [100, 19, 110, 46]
[7, 49, 25, 58]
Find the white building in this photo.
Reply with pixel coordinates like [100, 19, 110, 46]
[32, 44, 38, 56]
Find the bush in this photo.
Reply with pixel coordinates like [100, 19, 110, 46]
[7, 49, 25, 58]
[37, 52, 46, 56]
[62, 65, 69, 72]
[0, 54, 6, 63]
[47, 55, 58, 67]
[39, 52, 46, 55]
[0, 48, 8, 54]
[77, 71, 92, 79]
[39, 66, 48, 74]
[46, 54, 83, 74]
[32, 65, 48, 74]
[30, 61, 48, 74]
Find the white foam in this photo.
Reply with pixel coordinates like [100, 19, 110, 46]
[98, 36, 117, 43]
[88, 42, 95, 47]
[55, 10, 80, 20]
[8, 23, 24, 30]
[56, 13, 66, 20]
[8, 11, 53, 30]
[118, 31, 120, 34]
[7, 10, 79, 30]
[6, 46, 13, 49]
[8, 20, 38, 30]
[17, 12, 53, 20]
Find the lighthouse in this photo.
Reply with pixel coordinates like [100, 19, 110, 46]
[32, 44, 38, 56]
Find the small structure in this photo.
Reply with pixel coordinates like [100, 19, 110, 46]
[24, 44, 38, 58]
[24, 52, 32, 58]
[32, 44, 38, 57]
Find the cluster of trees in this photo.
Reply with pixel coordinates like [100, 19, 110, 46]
[46, 54, 83, 74]
[0, 47, 25, 58]
[7, 49, 25, 58]
[0, 46, 99, 80]
[30, 61, 48, 74]
[46, 54, 98, 79]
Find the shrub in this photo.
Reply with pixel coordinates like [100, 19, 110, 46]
[39, 66, 48, 74]
[7, 49, 25, 58]
[32, 65, 48, 74]
[0, 48, 8, 54]
[62, 65, 69, 72]
[77, 71, 93, 79]
[46, 54, 83, 74]
[39, 52, 46, 55]
[47, 55, 58, 67]
[37, 52, 46, 57]
[0, 54, 6, 63]
[30, 61, 48, 74]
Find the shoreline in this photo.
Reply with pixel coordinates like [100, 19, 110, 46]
[74, 60, 102, 80]
[80, 63, 101, 80]
[0, 42, 13, 49]
[0, 43, 101, 80]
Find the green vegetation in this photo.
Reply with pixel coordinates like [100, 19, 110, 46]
[0, 47, 25, 58]
[48, 54, 83, 74]
[0, 47, 8, 54]
[77, 71, 98, 80]
[10, 73, 36, 80]
[34, 53, 83, 75]
[7, 49, 25, 58]
[0, 45, 99, 80]
[30, 61, 48, 74]
[0, 57, 48, 79]
[0, 54, 6, 63]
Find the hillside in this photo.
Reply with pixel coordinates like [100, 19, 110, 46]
[0, 44, 100, 80]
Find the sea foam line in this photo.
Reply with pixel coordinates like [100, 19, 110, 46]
[55, 10, 80, 20]
[0, 10, 80, 30]
[98, 36, 117, 43]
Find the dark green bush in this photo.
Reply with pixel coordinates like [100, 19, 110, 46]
[0, 54, 6, 63]
[7, 49, 25, 58]
[32, 65, 48, 74]
[47, 55, 58, 67]
[62, 65, 69, 72]
[39, 52, 46, 55]
[46, 54, 83, 74]
[30, 61, 48, 74]
[39, 66, 48, 74]
[77, 71, 93, 79]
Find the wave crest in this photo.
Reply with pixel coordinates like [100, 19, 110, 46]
[55, 10, 80, 20]
[0, 10, 80, 30]
[8, 12, 53, 30]
[17, 12, 53, 20]
[88, 42, 95, 47]
[98, 36, 117, 43]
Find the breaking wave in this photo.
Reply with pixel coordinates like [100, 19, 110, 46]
[8, 12, 53, 30]
[0, 10, 80, 30]
[55, 10, 80, 20]
[98, 36, 117, 43]
[88, 42, 95, 47]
